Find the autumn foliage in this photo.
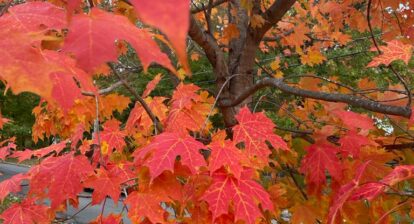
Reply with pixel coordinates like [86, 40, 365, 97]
[0, 0, 414, 223]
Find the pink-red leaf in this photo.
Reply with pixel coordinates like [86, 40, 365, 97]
[0, 199, 51, 224]
[134, 132, 206, 179]
[332, 110, 374, 130]
[131, 0, 190, 73]
[351, 165, 414, 201]
[63, 8, 174, 73]
[28, 153, 94, 208]
[299, 142, 342, 193]
[0, 173, 25, 202]
[208, 138, 246, 179]
[142, 74, 162, 98]
[327, 161, 370, 224]
[339, 130, 371, 158]
[100, 119, 127, 154]
[0, 2, 66, 32]
[0, 142, 15, 160]
[83, 167, 130, 204]
[125, 191, 166, 223]
[31, 141, 67, 158]
[201, 170, 273, 224]
[233, 107, 288, 167]
[367, 40, 413, 67]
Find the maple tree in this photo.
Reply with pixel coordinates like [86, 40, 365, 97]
[0, 0, 414, 223]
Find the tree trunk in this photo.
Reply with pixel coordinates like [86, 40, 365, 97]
[219, 0, 261, 128]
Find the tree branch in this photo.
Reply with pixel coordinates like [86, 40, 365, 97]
[188, 15, 221, 67]
[218, 77, 412, 118]
[191, 0, 227, 13]
[258, 0, 297, 38]
[108, 63, 163, 133]
[384, 142, 414, 150]
[81, 80, 124, 96]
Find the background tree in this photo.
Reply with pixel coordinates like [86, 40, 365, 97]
[0, 0, 414, 223]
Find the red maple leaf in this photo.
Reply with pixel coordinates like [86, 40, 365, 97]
[171, 83, 201, 109]
[0, 2, 66, 32]
[0, 3, 93, 111]
[100, 119, 127, 154]
[89, 213, 122, 224]
[31, 141, 68, 158]
[201, 169, 273, 224]
[8, 150, 34, 163]
[28, 153, 94, 208]
[327, 161, 370, 224]
[62, 8, 174, 73]
[0, 173, 25, 202]
[134, 132, 206, 179]
[125, 97, 168, 136]
[124, 191, 166, 223]
[130, 0, 190, 73]
[299, 142, 342, 193]
[339, 130, 372, 158]
[351, 165, 414, 201]
[84, 165, 134, 204]
[233, 107, 288, 167]
[164, 84, 214, 135]
[349, 182, 385, 201]
[0, 199, 52, 224]
[367, 40, 413, 67]
[208, 134, 247, 179]
[142, 73, 162, 98]
[71, 124, 85, 149]
[0, 141, 15, 160]
[331, 110, 374, 130]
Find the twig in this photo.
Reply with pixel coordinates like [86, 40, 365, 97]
[375, 199, 411, 224]
[82, 80, 123, 96]
[108, 63, 163, 133]
[286, 165, 308, 200]
[93, 95, 106, 167]
[100, 197, 107, 223]
[367, 0, 380, 52]
[0, 0, 12, 17]
[200, 74, 241, 133]
[67, 201, 92, 220]
[191, 0, 228, 13]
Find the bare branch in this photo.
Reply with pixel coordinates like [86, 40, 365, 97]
[188, 16, 222, 67]
[258, 0, 297, 38]
[218, 77, 412, 118]
[108, 63, 163, 133]
[81, 80, 123, 96]
[191, 0, 227, 13]
[384, 142, 414, 150]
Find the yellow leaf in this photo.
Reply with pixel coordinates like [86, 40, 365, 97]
[273, 70, 284, 78]
[300, 49, 326, 66]
[101, 141, 109, 155]
[177, 68, 186, 80]
[250, 14, 265, 28]
[270, 57, 283, 78]
[270, 57, 281, 70]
